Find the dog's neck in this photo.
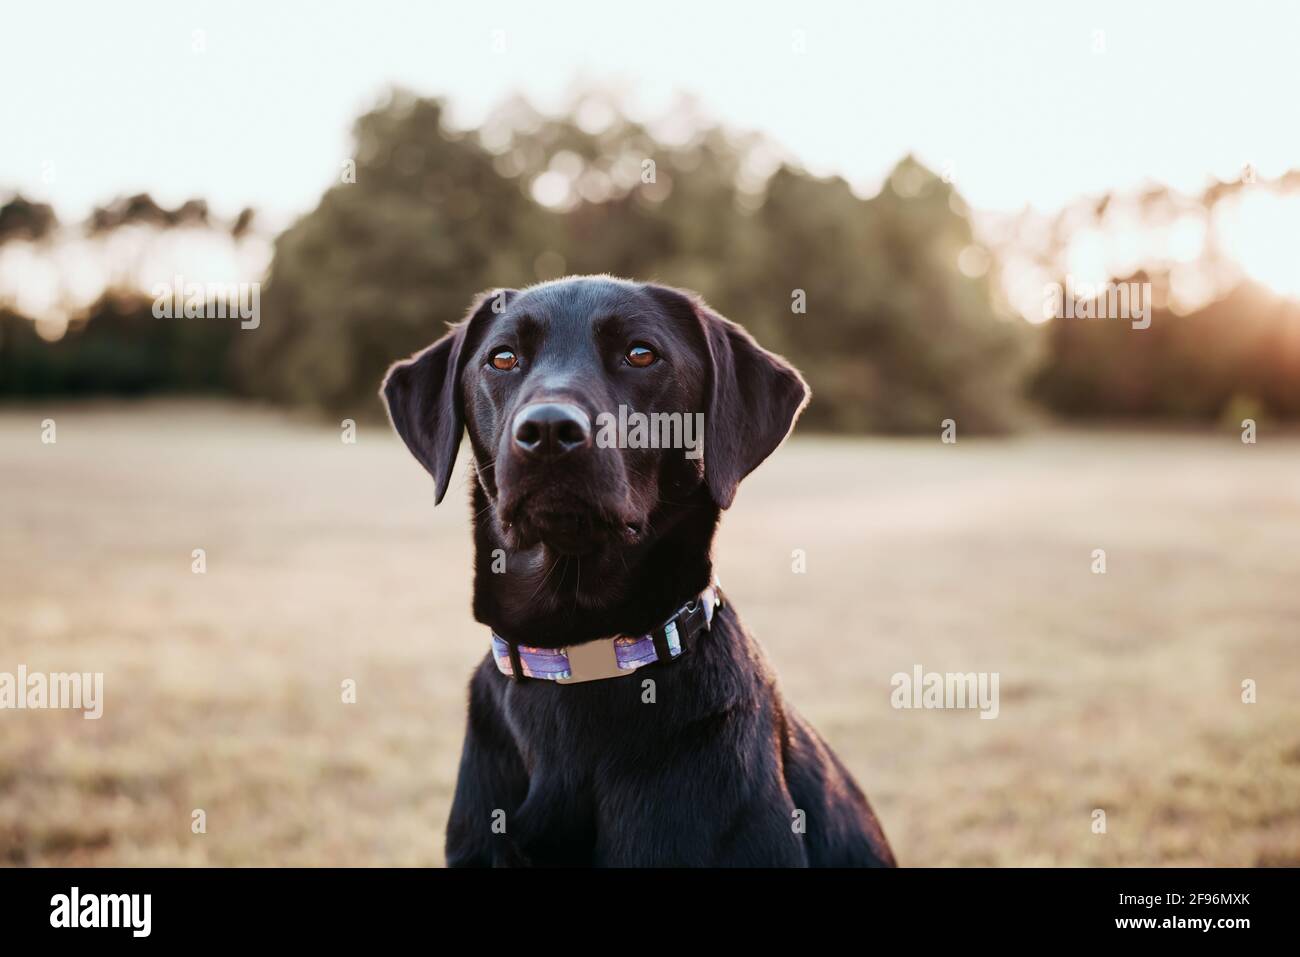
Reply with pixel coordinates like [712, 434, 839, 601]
[468, 472, 719, 649]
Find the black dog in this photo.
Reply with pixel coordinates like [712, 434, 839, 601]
[383, 276, 894, 867]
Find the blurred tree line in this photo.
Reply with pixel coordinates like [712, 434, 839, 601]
[0, 192, 253, 397]
[1032, 275, 1300, 423]
[0, 298, 237, 394]
[3, 90, 1298, 430]
[241, 91, 1030, 431]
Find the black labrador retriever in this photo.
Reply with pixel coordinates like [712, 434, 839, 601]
[383, 275, 895, 867]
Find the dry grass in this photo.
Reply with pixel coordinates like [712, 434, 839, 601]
[1, 401, 1297, 866]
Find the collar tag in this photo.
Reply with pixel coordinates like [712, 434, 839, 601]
[555, 640, 627, 685]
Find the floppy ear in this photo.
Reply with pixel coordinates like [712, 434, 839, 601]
[646, 285, 810, 509]
[381, 290, 513, 505]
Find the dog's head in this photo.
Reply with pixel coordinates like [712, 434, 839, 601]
[382, 276, 808, 559]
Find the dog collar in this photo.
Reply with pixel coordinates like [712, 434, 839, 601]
[491, 583, 722, 684]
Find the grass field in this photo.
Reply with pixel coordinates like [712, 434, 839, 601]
[1, 401, 1298, 866]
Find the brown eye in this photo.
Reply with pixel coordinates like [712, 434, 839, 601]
[490, 350, 518, 371]
[625, 344, 657, 367]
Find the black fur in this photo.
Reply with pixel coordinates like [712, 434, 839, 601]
[383, 276, 895, 867]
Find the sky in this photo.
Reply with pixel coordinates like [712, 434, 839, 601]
[3, 0, 1298, 226]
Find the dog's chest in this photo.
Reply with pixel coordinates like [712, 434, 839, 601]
[503, 668, 672, 764]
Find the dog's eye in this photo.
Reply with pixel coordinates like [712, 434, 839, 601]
[489, 350, 518, 371]
[625, 344, 657, 368]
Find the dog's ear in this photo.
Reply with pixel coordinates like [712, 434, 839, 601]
[381, 289, 514, 504]
[646, 284, 810, 509]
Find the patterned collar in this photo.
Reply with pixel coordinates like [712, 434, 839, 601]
[491, 582, 722, 684]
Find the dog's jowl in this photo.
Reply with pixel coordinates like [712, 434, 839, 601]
[383, 275, 895, 867]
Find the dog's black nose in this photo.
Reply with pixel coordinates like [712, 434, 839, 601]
[511, 402, 592, 458]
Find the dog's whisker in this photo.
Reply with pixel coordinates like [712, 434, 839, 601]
[572, 557, 581, 617]
[524, 552, 563, 607]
